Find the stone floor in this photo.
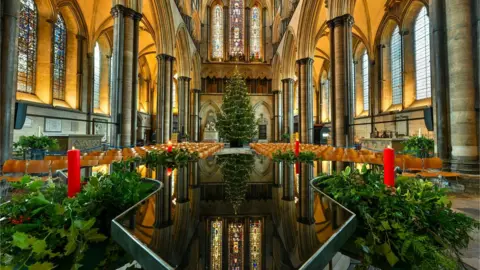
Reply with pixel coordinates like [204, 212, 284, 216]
[450, 194, 480, 269]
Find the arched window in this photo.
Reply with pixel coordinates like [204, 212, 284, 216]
[391, 26, 402, 105]
[211, 5, 224, 59]
[230, 0, 245, 57]
[250, 6, 261, 60]
[362, 51, 369, 111]
[172, 79, 177, 109]
[17, 0, 38, 94]
[414, 7, 431, 100]
[322, 74, 330, 121]
[53, 14, 67, 100]
[93, 43, 101, 109]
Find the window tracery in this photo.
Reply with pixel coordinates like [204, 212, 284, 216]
[414, 7, 431, 100]
[53, 14, 67, 100]
[17, 0, 38, 94]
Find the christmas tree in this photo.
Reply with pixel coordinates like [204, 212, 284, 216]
[216, 68, 257, 147]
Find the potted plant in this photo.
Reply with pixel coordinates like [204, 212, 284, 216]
[313, 166, 479, 269]
[402, 136, 434, 169]
[13, 135, 59, 160]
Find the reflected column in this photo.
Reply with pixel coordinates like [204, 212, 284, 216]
[274, 161, 283, 187]
[298, 163, 314, 224]
[176, 166, 189, 203]
[282, 163, 294, 201]
[154, 166, 173, 227]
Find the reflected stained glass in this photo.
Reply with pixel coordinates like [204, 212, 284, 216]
[93, 43, 101, 109]
[230, 0, 244, 57]
[17, 0, 38, 94]
[249, 219, 262, 269]
[212, 5, 224, 59]
[228, 222, 244, 269]
[250, 7, 261, 60]
[53, 14, 67, 100]
[210, 220, 223, 270]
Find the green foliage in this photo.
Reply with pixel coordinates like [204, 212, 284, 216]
[217, 154, 255, 214]
[402, 136, 434, 158]
[0, 160, 155, 269]
[13, 135, 59, 153]
[272, 150, 319, 164]
[216, 69, 257, 144]
[314, 166, 479, 269]
[281, 133, 291, 142]
[144, 148, 199, 169]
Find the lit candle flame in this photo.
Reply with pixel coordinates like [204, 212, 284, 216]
[72, 146, 75, 150]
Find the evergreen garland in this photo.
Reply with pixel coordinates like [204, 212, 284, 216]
[216, 68, 257, 145]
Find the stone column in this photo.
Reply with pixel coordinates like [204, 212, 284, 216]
[430, 0, 450, 161]
[163, 56, 175, 142]
[0, 0, 20, 166]
[446, 0, 479, 173]
[155, 55, 166, 143]
[272, 90, 282, 141]
[178, 76, 188, 136]
[297, 58, 314, 144]
[474, 0, 480, 161]
[298, 163, 314, 224]
[111, 5, 142, 147]
[327, 14, 354, 149]
[282, 78, 294, 138]
[223, 6, 230, 61]
[192, 89, 201, 141]
[245, 7, 251, 62]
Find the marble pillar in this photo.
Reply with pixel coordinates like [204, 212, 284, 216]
[327, 14, 354, 149]
[430, 0, 450, 161]
[0, 0, 19, 166]
[111, 5, 142, 147]
[192, 89, 201, 141]
[282, 78, 294, 139]
[446, 0, 479, 173]
[297, 58, 314, 144]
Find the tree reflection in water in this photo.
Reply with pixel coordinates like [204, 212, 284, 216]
[217, 154, 255, 214]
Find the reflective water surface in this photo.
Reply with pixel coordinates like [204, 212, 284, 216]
[112, 154, 356, 270]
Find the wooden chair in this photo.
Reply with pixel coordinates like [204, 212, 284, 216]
[26, 160, 52, 174]
[424, 157, 443, 170]
[1, 160, 27, 182]
[51, 160, 68, 173]
[80, 160, 99, 167]
[82, 156, 103, 161]
[404, 157, 423, 172]
[44, 155, 64, 161]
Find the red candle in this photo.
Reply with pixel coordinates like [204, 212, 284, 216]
[167, 167, 173, 177]
[383, 147, 395, 187]
[167, 141, 173, 153]
[67, 147, 81, 197]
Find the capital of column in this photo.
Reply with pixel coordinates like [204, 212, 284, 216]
[178, 76, 191, 82]
[281, 78, 294, 84]
[272, 89, 281, 94]
[193, 89, 201, 93]
[156, 54, 175, 61]
[111, 4, 142, 21]
[75, 34, 86, 40]
[296, 57, 314, 66]
[326, 14, 354, 29]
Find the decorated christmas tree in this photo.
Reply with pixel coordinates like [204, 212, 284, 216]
[216, 68, 257, 147]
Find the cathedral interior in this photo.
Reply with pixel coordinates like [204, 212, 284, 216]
[0, 0, 479, 173]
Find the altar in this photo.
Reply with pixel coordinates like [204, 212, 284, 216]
[360, 138, 407, 152]
[49, 135, 104, 151]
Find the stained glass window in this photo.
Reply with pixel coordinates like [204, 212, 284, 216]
[210, 220, 223, 270]
[228, 222, 244, 269]
[250, 6, 261, 60]
[93, 42, 101, 109]
[17, 0, 38, 94]
[230, 0, 244, 57]
[212, 5, 224, 59]
[172, 79, 177, 108]
[362, 51, 369, 111]
[53, 14, 67, 100]
[391, 26, 403, 105]
[322, 76, 330, 121]
[414, 7, 431, 100]
[249, 219, 262, 269]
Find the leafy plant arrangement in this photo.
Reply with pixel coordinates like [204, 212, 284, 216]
[314, 166, 479, 270]
[0, 159, 156, 269]
[402, 136, 434, 158]
[272, 150, 319, 164]
[281, 133, 290, 143]
[144, 148, 199, 169]
[13, 135, 59, 159]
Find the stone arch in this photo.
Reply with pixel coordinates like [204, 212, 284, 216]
[175, 25, 192, 77]
[327, 0, 355, 20]
[272, 53, 283, 91]
[191, 11, 202, 42]
[191, 52, 202, 90]
[272, 13, 282, 44]
[253, 101, 273, 141]
[199, 100, 222, 140]
[157, 0, 176, 55]
[281, 29, 297, 79]
[296, 0, 324, 59]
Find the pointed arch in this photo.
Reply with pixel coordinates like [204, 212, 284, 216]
[175, 25, 192, 77]
[281, 29, 296, 79]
